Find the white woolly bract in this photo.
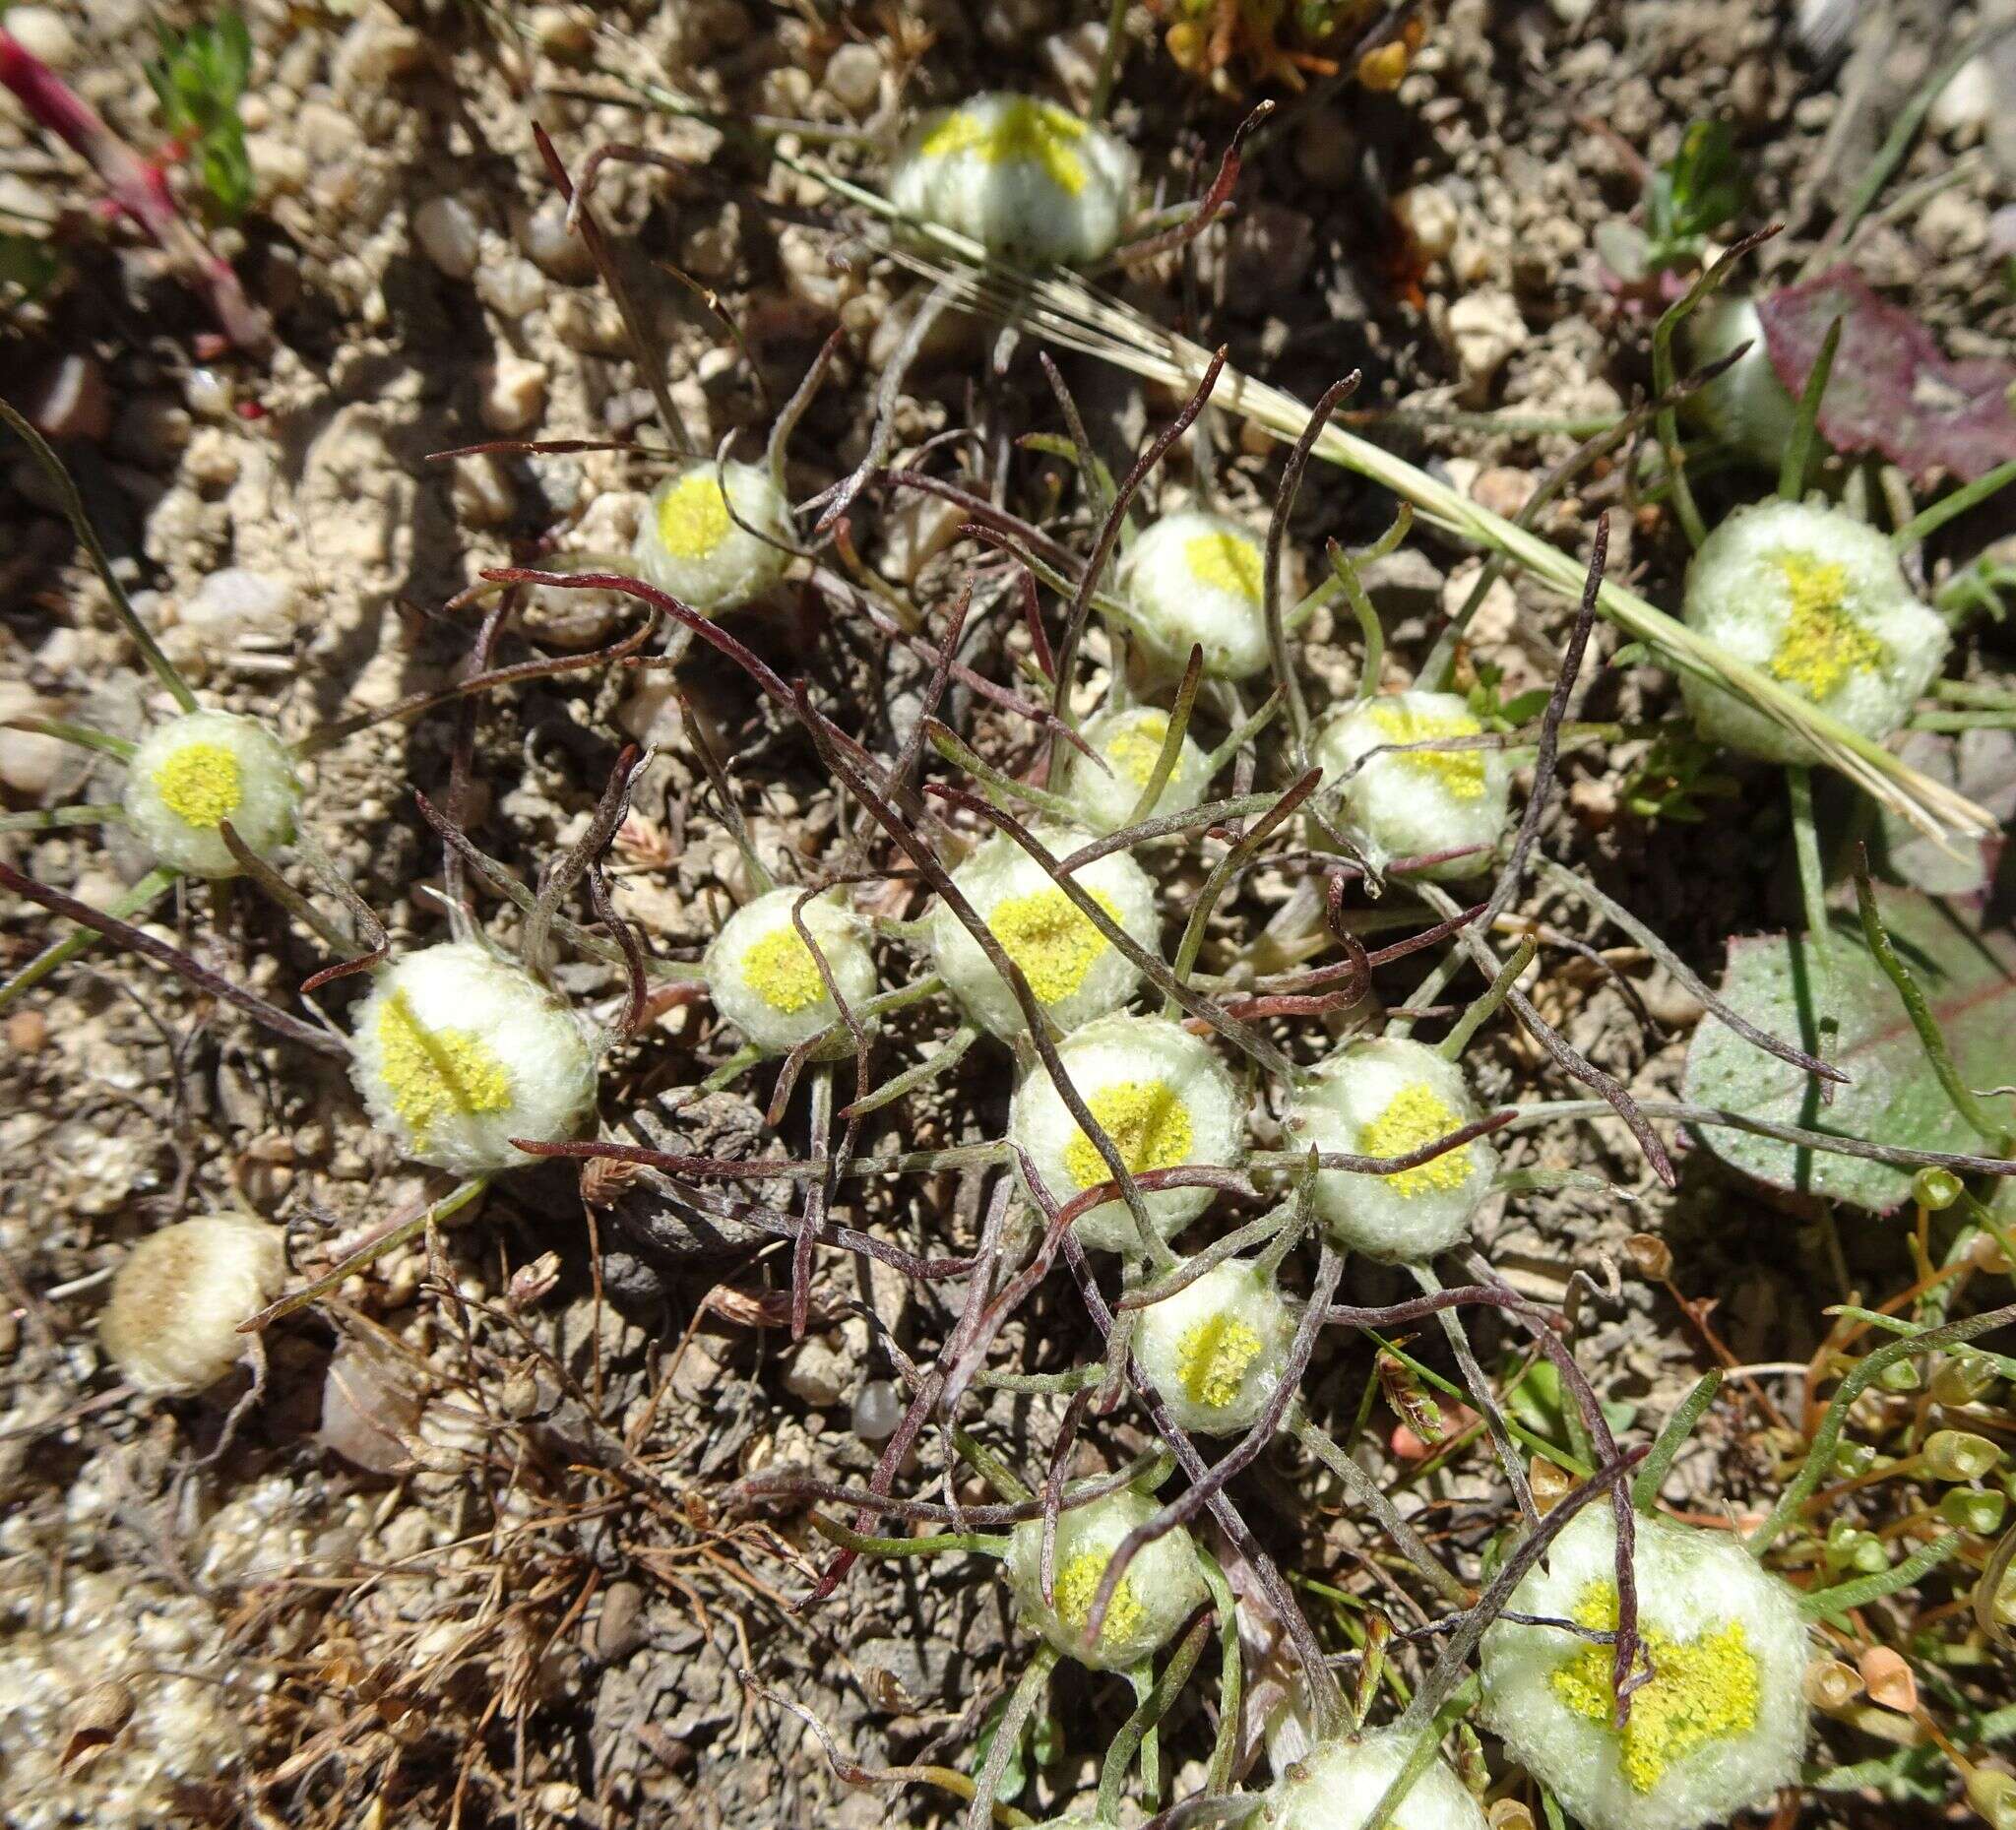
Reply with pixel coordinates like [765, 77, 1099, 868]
[98, 1215, 285, 1396]
[1687, 295, 1799, 471]
[1259, 1728, 1489, 1830]
[1284, 1036, 1497, 1262]
[631, 459, 793, 616]
[1679, 498, 1949, 763]
[1005, 1488, 1208, 1671]
[1008, 1013, 1242, 1254]
[1480, 1507, 1810, 1830]
[927, 827, 1160, 1040]
[1134, 1258, 1293, 1433]
[1060, 705, 1216, 834]
[1310, 689, 1510, 881]
[887, 92, 1136, 266]
[121, 710, 300, 879]
[347, 942, 599, 1176]
[704, 887, 880, 1056]
[1117, 509, 1277, 681]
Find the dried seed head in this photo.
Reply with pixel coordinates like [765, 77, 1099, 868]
[1059, 704, 1215, 834]
[631, 460, 793, 616]
[121, 709, 300, 879]
[98, 1214, 285, 1396]
[1134, 1256, 1294, 1433]
[1924, 1429, 2001, 1483]
[1116, 509, 1277, 682]
[1310, 688, 1511, 880]
[347, 942, 598, 1174]
[1679, 499, 1948, 764]
[1480, 1507, 1810, 1830]
[1265, 1727, 1489, 1830]
[887, 92, 1136, 266]
[1285, 1035, 1498, 1262]
[704, 887, 880, 1057]
[1009, 1013, 1242, 1253]
[1004, 1488, 1207, 1671]
[927, 827, 1160, 1040]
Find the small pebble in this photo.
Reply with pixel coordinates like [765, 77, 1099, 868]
[1393, 185, 1460, 262]
[480, 352, 548, 433]
[26, 355, 110, 443]
[335, 9, 426, 93]
[528, 3, 593, 55]
[185, 367, 235, 420]
[179, 568, 300, 652]
[0, 681, 69, 799]
[822, 42, 882, 114]
[515, 196, 596, 283]
[851, 1378, 905, 1444]
[451, 454, 517, 528]
[413, 197, 481, 281]
[5, 6, 79, 68]
[5, 1010, 48, 1056]
[1442, 289, 1526, 400]
[474, 255, 546, 320]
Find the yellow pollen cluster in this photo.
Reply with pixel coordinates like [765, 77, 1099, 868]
[1053, 1549, 1144, 1645]
[1364, 703, 1487, 799]
[1767, 551, 1887, 699]
[1104, 717, 1171, 789]
[153, 740, 243, 829]
[1175, 1312, 1264, 1408]
[375, 990, 512, 1140]
[989, 887, 1119, 1006]
[1360, 1082, 1475, 1197]
[1063, 1078, 1194, 1190]
[741, 926, 827, 1014]
[656, 469, 733, 560]
[920, 97, 1089, 196]
[1184, 530, 1264, 603]
[1551, 1584, 1761, 1794]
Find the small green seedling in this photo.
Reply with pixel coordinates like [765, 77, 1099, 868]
[146, 9, 254, 225]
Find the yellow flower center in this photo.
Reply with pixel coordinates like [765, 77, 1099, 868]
[919, 96, 1090, 197]
[1104, 715, 1171, 790]
[1062, 1078, 1195, 1191]
[988, 887, 1120, 1007]
[1767, 551, 1887, 700]
[1175, 1311, 1264, 1409]
[741, 925, 828, 1014]
[1359, 1081, 1475, 1197]
[1551, 1584, 1761, 1794]
[656, 469, 733, 561]
[375, 989, 513, 1141]
[1184, 530, 1264, 603]
[1363, 703, 1487, 800]
[153, 740, 242, 829]
[1053, 1548, 1145, 1646]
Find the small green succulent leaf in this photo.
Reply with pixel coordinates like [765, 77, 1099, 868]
[1682, 885, 2016, 1210]
[1646, 119, 1749, 266]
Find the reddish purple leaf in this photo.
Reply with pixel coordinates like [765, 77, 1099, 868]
[1757, 268, 2016, 483]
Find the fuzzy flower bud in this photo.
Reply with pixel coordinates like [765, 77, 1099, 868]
[122, 710, 301, 879]
[1679, 499, 1948, 763]
[1135, 1256, 1294, 1433]
[98, 1215, 286, 1396]
[704, 887, 879, 1057]
[1284, 1036, 1498, 1262]
[1117, 510, 1278, 682]
[928, 828, 1160, 1040]
[348, 942, 598, 1175]
[1008, 1013, 1243, 1254]
[1310, 689, 1510, 880]
[1261, 1727, 1489, 1830]
[1059, 705, 1216, 834]
[631, 460, 793, 617]
[1005, 1489, 1208, 1671]
[887, 92, 1136, 266]
[1480, 1506, 1810, 1830]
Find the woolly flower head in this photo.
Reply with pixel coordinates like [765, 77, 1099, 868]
[1480, 1506, 1809, 1830]
[1310, 689, 1509, 881]
[1135, 1257, 1294, 1433]
[1679, 498, 1948, 764]
[1284, 1036, 1497, 1262]
[1259, 1727, 1488, 1830]
[348, 942, 599, 1176]
[927, 828, 1160, 1040]
[632, 459, 793, 617]
[1687, 295, 1799, 472]
[1006, 1488, 1208, 1671]
[122, 710, 300, 879]
[1117, 510, 1277, 682]
[887, 92, 1136, 266]
[1008, 1013, 1242, 1254]
[98, 1214, 286, 1396]
[704, 887, 879, 1057]
[1059, 705, 1216, 835]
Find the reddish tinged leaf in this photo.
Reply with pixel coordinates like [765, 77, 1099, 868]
[1757, 269, 2016, 482]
